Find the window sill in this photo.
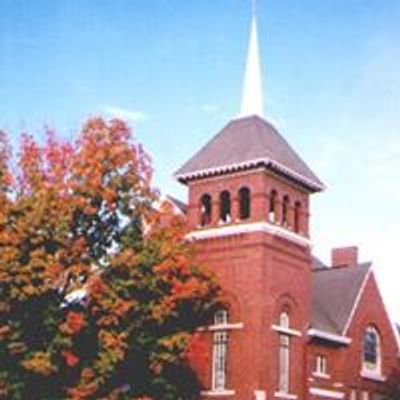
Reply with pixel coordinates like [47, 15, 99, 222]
[197, 322, 244, 332]
[272, 325, 302, 337]
[312, 372, 331, 379]
[360, 370, 386, 382]
[274, 392, 298, 400]
[208, 322, 244, 331]
[201, 389, 236, 396]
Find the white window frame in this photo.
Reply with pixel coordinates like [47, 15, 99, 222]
[362, 326, 382, 375]
[277, 312, 290, 394]
[211, 309, 229, 392]
[361, 391, 369, 400]
[349, 389, 357, 400]
[212, 330, 228, 391]
[279, 333, 290, 393]
[313, 354, 329, 378]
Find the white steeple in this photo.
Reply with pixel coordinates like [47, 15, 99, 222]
[240, 9, 264, 118]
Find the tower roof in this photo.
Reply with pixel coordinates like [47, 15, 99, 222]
[175, 115, 324, 192]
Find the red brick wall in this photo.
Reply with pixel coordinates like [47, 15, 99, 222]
[306, 272, 399, 399]
[342, 273, 399, 396]
[182, 169, 399, 399]
[185, 169, 312, 399]
[187, 169, 310, 236]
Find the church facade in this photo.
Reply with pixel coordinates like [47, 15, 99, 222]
[171, 13, 399, 400]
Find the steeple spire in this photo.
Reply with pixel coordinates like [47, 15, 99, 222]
[240, 5, 264, 118]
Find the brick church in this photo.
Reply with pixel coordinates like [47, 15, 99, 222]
[168, 12, 399, 400]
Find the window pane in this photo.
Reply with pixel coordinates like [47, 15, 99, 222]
[239, 187, 251, 220]
[214, 309, 228, 325]
[200, 194, 212, 226]
[279, 334, 289, 393]
[279, 312, 289, 329]
[364, 330, 377, 364]
[219, 191, 231, 223]
[212, 331, 228, 390]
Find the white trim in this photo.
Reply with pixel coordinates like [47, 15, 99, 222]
[362, 325, 382, 376]
[274, 392, 298, 400]
[342, 266, 400, 354]
[308, 329, 352, 345]
[209, 322, 244, 331]
[272, 325, 302, 337]
[201, 389, 235, 397]
[309, 387, 345, 399]
[333, 383, 344, 388]
[186, 221, 311, 248]
[360, 370, 386, 382]
[187, 166, 311, 194]
[312, 372, 331, 379]
[254, 390, 267, 400]
[197, 322, 244, 332]
[391, 318, 400, 354]
[343, 268, 372, 335]
[369, 265, 400, 354]
[175, 156, 325, 192]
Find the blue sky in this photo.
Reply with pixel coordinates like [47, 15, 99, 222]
[1, 0, 400, 322]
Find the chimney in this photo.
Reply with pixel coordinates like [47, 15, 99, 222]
[331, 246, 359, 268]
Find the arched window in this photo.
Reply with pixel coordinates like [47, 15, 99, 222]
[200, 194, 212, 227]
[278, 311, 290, 393]
[279, 311, 290, 329]
[282, 195, 290, 227]
[362, 326, 381, 374]
[294, 201, 302, 233]
[239, 187, 251, 220]
[212, 309, 229, 391]
[269, 190, 277, 223]
[219, 191, 231, 224]
[214, 309, 228, 325]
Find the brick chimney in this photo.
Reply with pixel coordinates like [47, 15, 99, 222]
[331, 246, 359, 267]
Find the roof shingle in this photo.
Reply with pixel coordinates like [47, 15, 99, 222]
[175, 115, 324, 192]
[311, 263, 371, 335]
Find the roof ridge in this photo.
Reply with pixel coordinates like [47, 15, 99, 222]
[312, 262, 372, 273]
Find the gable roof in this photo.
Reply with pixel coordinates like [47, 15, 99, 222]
[175, 115, 324, 192]
[311, 263, 371, 335]
[166, 195, 187, 215]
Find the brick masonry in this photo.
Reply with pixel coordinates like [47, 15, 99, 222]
[175, 166, 400, 399]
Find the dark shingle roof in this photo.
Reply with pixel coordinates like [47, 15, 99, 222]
[311, 263, 371, 335]
[166, 195, 187, 215]
[175, 115, 324, 192]
[312, 256, 328, 271]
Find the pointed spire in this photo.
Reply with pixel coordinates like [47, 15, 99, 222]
[240, 8, 264, 118]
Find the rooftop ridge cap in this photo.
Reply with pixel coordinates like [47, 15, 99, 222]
[313, 262, 372, 272]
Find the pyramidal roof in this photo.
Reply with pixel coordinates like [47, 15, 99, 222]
[175, 115, 324, 192]
[175, 12, 324, 192]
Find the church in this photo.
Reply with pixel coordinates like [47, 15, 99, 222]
[167, 11, 400, 400]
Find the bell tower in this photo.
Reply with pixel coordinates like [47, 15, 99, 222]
[175, 9, 324, 400]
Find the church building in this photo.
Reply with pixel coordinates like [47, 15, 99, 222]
[171, 12, 400, 400]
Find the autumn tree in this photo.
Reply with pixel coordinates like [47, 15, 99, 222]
[0, 119, 219, 400]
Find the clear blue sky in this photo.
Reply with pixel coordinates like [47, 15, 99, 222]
[1, 0, 400, 321]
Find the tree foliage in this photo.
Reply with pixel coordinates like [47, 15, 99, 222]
[0, 119, 219, 399]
